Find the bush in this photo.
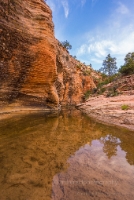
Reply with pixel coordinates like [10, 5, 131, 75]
[66, 56, 69, 61]
[106, 87, 119, 97]
[92, 88, 98, 94]
[61, 40, 72, 50]
[76, 64, 81, 69]
[83, 70, 90, 76]
[119, 64, 134, 75]
[97, 74, 119, 89]
[121, 104, 129, 110]
[119, 52, 134, 75]
[84, 90, 90, 100]
[98, 87, 106, 95]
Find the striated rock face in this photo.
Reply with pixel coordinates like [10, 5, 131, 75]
[0, 0, 58, 108]
[102, 74, 134, 96]
[0, 0, 99, 109]
[55, 40, 98, 106]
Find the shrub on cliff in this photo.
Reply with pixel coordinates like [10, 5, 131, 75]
[84, 90, 91, 100]
[119, 52, 134, 75]
[61, 40, 72, 50]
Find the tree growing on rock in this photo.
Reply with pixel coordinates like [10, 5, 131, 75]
[119, 52, 134, 75]
[61, 40, 72, 50]
[99, 54, 117, 76]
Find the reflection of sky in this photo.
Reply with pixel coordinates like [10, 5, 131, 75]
[68, 136, 128, 165]
[52, 137, 134, 199]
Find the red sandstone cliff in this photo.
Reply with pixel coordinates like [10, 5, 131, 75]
[55, 40, 99, 105]
[0, 0, 99, 109]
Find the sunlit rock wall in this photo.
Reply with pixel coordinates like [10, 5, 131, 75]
[55, 40, 98, 106]
[0, 0, 58, 108]
[0, 0, 99, 109]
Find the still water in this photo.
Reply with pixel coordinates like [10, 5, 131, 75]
[0, 109, 134, 200]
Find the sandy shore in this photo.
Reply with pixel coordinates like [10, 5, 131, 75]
[77, 94, 134, 131]
[0, 106, 60, 120]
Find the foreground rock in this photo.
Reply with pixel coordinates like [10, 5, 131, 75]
[77, 94, 134, 131]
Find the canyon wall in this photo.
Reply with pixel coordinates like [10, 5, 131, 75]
[0, 0, 99, 109]
[55, 40, 98, 105]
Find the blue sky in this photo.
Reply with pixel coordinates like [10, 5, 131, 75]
[46, 0, 134, 70]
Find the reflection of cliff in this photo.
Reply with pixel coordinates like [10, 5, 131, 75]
[0, 110, 134, 199]
[0, 0, 100, 108]
[0, 110, 102, 200]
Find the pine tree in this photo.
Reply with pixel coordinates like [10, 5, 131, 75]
[99, 54, 117, 76]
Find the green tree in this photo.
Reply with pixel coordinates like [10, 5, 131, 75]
[99, 54, 117, 76]
[61, 40, 72, 50]
[119, 52, 134, 75]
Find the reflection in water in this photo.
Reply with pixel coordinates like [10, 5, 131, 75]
[100, 135, 121, 159]
[52, 139, 134, 200]
[0, 109, 134, 200]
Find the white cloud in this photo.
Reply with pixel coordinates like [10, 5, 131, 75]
[116, 2, 129, 14]
[47, 0, 134, 69]
[77, 27, 134, 68]
[76, 2, 134, 69]
[61, 0, 69, 18]
[47, 0, 69, 18]
[91, 58, 102, 64]
[77, 44, 87, 55]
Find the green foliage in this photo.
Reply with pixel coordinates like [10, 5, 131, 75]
[83, 70, 91, 76]
[119, 65, 134, 75]
[106, 87, 119, 97]
[83, 88, 98, 100]
[119, 52, 134, 75]
[61, 40, 72, 50]
[98, 87, 106, 95]
[66, 56, 69, 61]
[90, 63, 92, 68]
[97, 74, 119, 88]
[76, 64, 81, 69]
[92, 88, 98, 94]
[84, 90, 91, 100]
[99, 54, 117, 76]
[121, 104, 129, 110]
[95, 73, 120, 96]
